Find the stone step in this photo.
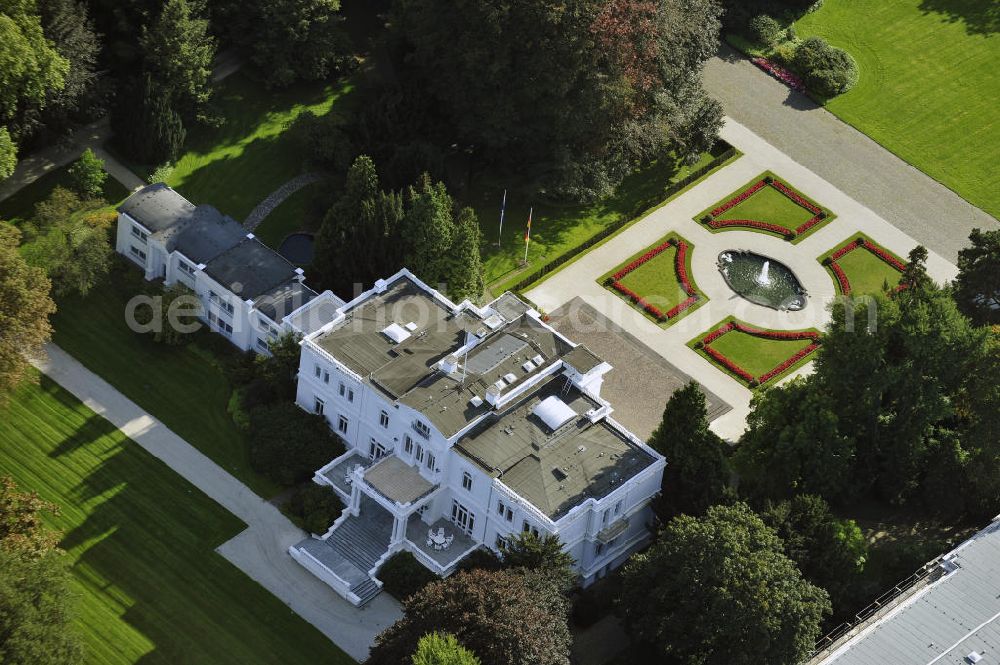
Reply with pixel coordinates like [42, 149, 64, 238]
[326, 515, 391, 572]
[352, 578, 381, 605]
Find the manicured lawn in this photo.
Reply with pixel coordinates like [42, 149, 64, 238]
[695, 171, 834, 243]
[819, 233, 906, 297]
[689, 317, 822, 388]
[139, 71, 355, 223]
[0, 374, 352, 665]
[253, 180, 329, 251]
[477, 146, 739, 294]
[50, 265, 279, 498]
[794, 0, 1000, 218]
[599, 233, 705, 325]
[0, 164, 130, 223]
[709, 332, 813, 378]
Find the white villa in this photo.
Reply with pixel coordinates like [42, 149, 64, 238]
[116, 183, 343, 351]
[115, 185, 666, 608]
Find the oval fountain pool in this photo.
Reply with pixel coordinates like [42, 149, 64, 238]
[718, 250, 807, 311]
[278, 232, 315, 265]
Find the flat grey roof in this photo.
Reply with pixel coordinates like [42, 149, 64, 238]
[563, 345, 603, 375]
[118, 183, 194, 235]
[816, 519, 1000, 665]
[172, 207, 246, 264]
[456, 378, 656, 520]
[254, 280, 317, 323]
[204, 238, 299, 300]
[363, 456, 436, 505]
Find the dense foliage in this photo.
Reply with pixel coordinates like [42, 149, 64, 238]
[499, 532, 576, 593]
[217, 0, 351, 89]
[0, 225, 55, 401]
[953, 228, 1000, 325]
[287, 483, 343, 535]
[737, 248, 999, 519]
[381, 0, 723, 201]
[247, 402, 345, 486]
[619, 503, 830, 664]
[314, 155, 484, 300]
[793, 36, 859, 97]
[369, 568, 571, 665]
[67, 147, 107, 197]
[647, 381, 729, 517]
[378, 551, 439, 601]
[0, 477, 81, 664]
[412, 632, 482, 665]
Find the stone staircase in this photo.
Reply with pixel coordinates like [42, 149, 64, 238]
[323, 498, 393, 605]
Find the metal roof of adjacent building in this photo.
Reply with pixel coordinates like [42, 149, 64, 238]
[172, 207, 247, 264]
[456, 377, 655, 520]
[814, 519, 1000, 665]
[203, 238, 299, 300]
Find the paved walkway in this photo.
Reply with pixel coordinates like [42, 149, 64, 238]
[703, 45, 998, 263]
[244, 172, 325, 230]
[526, 118, 958, 442]
[32, 344, 402, 662]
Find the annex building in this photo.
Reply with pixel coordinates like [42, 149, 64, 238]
[114, 185, 665, 607]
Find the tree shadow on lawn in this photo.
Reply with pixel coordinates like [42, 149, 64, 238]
[49, 406, 343, 664]
[919, 0, 999, 36]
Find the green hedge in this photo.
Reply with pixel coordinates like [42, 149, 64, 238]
[377, 551, 439, 601]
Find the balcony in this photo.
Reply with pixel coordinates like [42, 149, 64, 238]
[317, 451, 374, 499]
[405, 515, 478, 574]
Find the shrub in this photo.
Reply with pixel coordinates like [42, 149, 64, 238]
[749, 15, 783, 46]
[247, 403, 345, 486]
[288, 483, 343, 535]
[794, 36, 859, 96]
[68, 148, 107, 198]
[378, 551, 439, 601]
[456, 547, 502, 573]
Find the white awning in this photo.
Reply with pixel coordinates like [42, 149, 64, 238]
[533, 396, 577, 430]
[381, 323, 411, 344]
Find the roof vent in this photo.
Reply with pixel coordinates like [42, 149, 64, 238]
[532, 354, 544, 365]
[967, 653, 983, 664]
[552, 467, 568, 482]
[494, 379, 506, 391]
[533, 396, 576, 430]
[503, 372, 517, 384]
[404, 321, 418, 332]
[522, 360, 536, 372]
[469, 395, 484, 408]
[440, 355, 460, 374]
[381, 323, 410, 344]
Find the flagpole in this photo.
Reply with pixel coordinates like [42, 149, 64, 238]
[497, 189, 506, 247]
[523, 207, 532, 264]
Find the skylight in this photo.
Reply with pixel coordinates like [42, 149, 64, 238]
[381, 323, 411, 344]
[533, 396, 577, 430]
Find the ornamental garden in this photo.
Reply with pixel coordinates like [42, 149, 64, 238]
[601, 232, 705, 325]
[695, 171, 835, 243]
[819, 233, 906, 297]
[689, 318, 822, 389]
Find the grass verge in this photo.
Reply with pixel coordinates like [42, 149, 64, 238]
[0, 165, 130, 223]
[0, 373, 352, 665]
[818, 233, 906, 297]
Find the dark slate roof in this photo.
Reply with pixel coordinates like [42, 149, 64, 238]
[204, 238, 299, 300]
[171, 206, 247, 264]
[118, 183, 195, 235]
[254, 279, 317, 323]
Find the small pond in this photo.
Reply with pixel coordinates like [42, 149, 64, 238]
[278, 232, 315, 265]
[718, 250, 807, 311]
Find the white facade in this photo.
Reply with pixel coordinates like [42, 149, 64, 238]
[290, 269, 665, 605]
[114, 185, 343, 353]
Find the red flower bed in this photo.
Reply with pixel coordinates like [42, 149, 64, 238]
[610, 236, 701, 321]
[757, 343, 821, 385]
[795, 214, 825, 236]
[699, 321, 822, 387]
[831, 262, 851, 295]
[666, 295, 699, 319]
[708, 218, 794, 237]
[710, 180, 766, 217]
[827, 237, 907, 295]
[612, 239, 675, 281]
[751, 57, 806, 93]
[770, 180, 822, 214]
[704, 346, 755, 383]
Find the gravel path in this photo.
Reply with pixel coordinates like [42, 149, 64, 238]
[32, 344, 402, 661]
[702, 45, 998, 263]
[244, 172, 325, 231]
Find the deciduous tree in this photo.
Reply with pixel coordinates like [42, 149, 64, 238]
[67, 147, 106, 198]
[953, 228, 1000, 325]
[619, 503, 830, 665]
[0, 127, 15, 180]
[369, 568, 571, 665]
[500, 532, 576, 593]
[412, 632, 481, 665]
[0, 225, 55, 401]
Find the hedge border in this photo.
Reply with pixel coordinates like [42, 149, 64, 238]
[504, 143, 740, 294]
[819, 234, 907, 296]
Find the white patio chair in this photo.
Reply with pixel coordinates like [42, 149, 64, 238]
[443, 535, 454, 549]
